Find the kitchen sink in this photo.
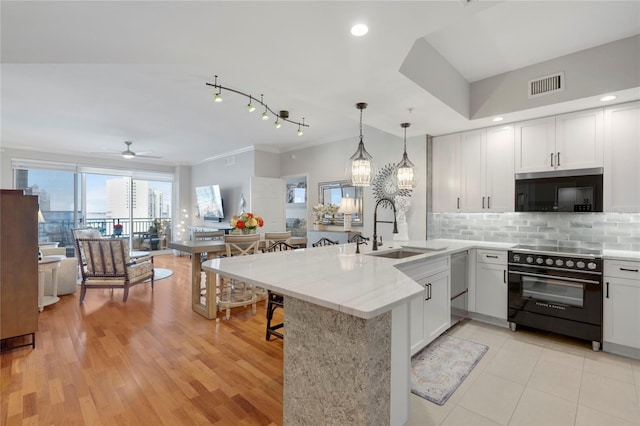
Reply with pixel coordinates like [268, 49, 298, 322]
[367, 249, 426, 259]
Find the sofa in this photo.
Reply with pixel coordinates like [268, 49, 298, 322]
[40, 247, 78, 295]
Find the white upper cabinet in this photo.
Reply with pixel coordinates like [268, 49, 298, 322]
[515, 117, 556, 173]
[483, 125, 515, 212]
[459, 129, 484, 211]
[515, 109, 604, 173]
[433, 127, 514, 212]
[432, 133, 460, 212]
[604, 101, 640, 212]
[555, 108, 604, 171]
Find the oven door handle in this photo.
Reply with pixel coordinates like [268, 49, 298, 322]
[509, 270, 600, 285]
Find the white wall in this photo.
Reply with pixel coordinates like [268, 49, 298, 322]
[190, 149, 255, 225]
[279, 125, 428, 243]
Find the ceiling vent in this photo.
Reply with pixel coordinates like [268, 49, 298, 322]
[528, 72, 564, 98]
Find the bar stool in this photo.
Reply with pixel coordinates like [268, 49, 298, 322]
[312, 237, 339, 247]
[261, 241, 298, 340]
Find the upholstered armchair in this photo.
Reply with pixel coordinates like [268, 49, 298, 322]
[40, 247, 78, 295]
[74, 238, 154, 303]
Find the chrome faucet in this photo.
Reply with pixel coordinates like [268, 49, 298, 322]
[372, 198, 398, 251]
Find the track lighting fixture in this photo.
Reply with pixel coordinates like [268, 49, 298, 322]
[213, 76, 223, 102]
[395, 122, 417, 189]
[206, 75, 309, 134]
[346, 102, 376, 187]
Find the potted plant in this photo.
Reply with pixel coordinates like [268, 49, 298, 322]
[113, 223, 123, 236]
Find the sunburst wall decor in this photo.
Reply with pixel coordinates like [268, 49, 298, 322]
[372, 163, 412, 209]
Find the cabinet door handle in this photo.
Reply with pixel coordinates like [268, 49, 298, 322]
[550, 153, 554, 167]
[457, 197, 460, 209]
[425, 283, 432, 301]
[482, 197, 485, 209]
[487, 196, 491, 209]
[606, 282, 609, 299]
[486, 255, 499, 259]
[557, 152, 560, 167]
[620, 268, 639, 273]
[504, 270, 506, 283]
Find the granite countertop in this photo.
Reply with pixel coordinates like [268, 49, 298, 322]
[202, 238, 513, 319]
[202, 238, 639, 319]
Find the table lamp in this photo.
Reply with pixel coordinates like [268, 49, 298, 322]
[338, 197, 357, 231]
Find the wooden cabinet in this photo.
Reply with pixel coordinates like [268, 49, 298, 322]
[433, 127, 514, 212]
[1, 190, 39, 348]
[475, 249, 508, 320]
[604, 101, 640, 212]
[401, 257, 450, 355]
[603, 259, 640, 357]
[515, 109, 603, 173]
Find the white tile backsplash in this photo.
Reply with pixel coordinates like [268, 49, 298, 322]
[428, 212, 640, 251]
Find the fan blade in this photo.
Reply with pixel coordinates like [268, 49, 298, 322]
[135, 154, 163, 159]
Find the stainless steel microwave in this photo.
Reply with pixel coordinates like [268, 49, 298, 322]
[515, 169, 603, 212]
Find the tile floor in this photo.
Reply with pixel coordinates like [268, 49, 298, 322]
[409, 320, 640, 425]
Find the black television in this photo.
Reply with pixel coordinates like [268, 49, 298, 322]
[195, 185, 224, 222]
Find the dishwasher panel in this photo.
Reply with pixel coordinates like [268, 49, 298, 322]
[450, 251, 468, 325]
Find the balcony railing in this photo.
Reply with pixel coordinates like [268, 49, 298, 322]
[38, 214, 171, 252]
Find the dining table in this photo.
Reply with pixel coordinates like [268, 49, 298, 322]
[168, 236, 306, 319]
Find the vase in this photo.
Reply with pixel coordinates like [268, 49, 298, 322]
[242, 228, 257, 235]
[114, 228, 122, 236]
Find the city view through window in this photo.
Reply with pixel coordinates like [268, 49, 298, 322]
[17, 168, 172, 252]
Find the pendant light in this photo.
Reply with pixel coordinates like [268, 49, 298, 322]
[346, 102, 376, 187]
[395, 122, 417, 189]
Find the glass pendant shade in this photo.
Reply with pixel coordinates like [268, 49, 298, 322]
[346, 102, 376, 187]
[347, 138, 376, 186]
[395, 122, 417, 189]
[214, 92, 223, 102]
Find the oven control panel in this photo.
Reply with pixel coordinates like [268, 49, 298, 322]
[509, 251, 602, 273]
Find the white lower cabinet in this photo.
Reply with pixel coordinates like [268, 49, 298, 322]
[603, 260, 640, 355]
[422, 270, 450, 345]
[475, 250, 508, 321]
[402, 257, 450, 355]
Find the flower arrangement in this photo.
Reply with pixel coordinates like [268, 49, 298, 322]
[325, 203, 339, 216]
[231, 212, 264, 233]
[310, 203, 326, 223]
[114, 223, 123, 230]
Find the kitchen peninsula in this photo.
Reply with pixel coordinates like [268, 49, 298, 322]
[202, 240, 458, 425]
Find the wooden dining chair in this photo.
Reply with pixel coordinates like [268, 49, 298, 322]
[312, 237, 339, 247]
[261, 241, 298, 340]
[264, 231, 292, 246]
[218, 234, 261, 320]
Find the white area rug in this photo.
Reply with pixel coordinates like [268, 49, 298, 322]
[152, 268, 173, 281]
[411, 335, 488, 405]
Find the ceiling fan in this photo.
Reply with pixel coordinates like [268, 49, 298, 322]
[96, 141, 162, 159]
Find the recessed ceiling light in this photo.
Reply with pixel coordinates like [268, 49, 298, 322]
[351, 24, 368, 37]
[600, 95, 616, 102]
[492, 117, 504, 122]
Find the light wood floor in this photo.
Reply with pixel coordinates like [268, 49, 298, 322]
[1, 254, 284, 426]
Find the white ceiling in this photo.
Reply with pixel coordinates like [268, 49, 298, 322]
[2, 1, 639, 166]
